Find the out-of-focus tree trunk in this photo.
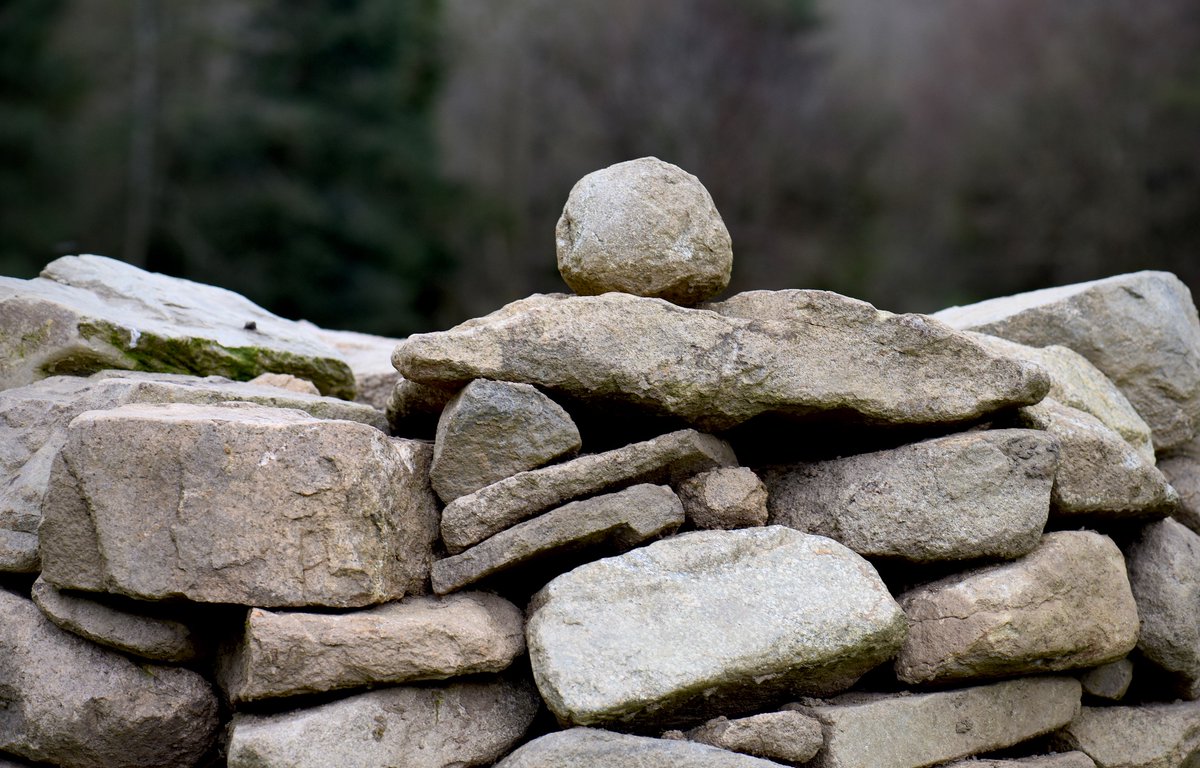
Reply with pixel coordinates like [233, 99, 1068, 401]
[123, 0, 159, 267]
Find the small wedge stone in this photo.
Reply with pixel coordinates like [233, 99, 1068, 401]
[1079, 658, 1134, 702]
[497, 728, 789, 768]
[685, 711, 824, 765]
[678, 468, 769, 530]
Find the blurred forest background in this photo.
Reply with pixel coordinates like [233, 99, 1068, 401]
[2, 0, 1198, 337]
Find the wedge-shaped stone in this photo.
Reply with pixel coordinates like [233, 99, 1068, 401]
[935, 271, 1200, 453]
[0, 254, 354, 397]
[432, 484, 684, 595]
[896, 532, 1139, 685]
[395, 291, 1050, 433]
[678, 467, 769, 530]
[527, 526, 907, 730]
[684, 711, 825, 765]
[1159, 435, 1200, 535]
[794, 677, 1081, 768]
[219, 592, 525, 703]
[497, 728, 788, 768]
[1125, 518, 1200, 699]
[0, 588, 218, 768]
[944, 753, 1096, 768]
[1080, 658, 1133, 702]
[227, 678, 538, 768]
[440, 428, 735, 553]
[1053, 702, 1200, 768]
[40, 402, 438, 608]
[764, 430, 1057, 562]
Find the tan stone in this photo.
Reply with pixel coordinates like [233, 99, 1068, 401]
[678, 468, 769, 530]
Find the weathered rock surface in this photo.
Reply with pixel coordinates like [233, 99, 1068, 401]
[0, 254, 355, 397]
[226, 678, 538, 768]
[219, 592, 525, 703]
[1124, 517, 1200, 699]
[678, 467, 769, 530]
[497, 728, 788, 768]
[247, 371, 321, 395]
[300, 320, 401, 410]
[431, 378, 581, 503]
[431, 484, 685, 595]
[0, 588, 219, 768]
[895, 531, 1139, 685]
[527, 526, 907, 729]
[684, 711, 825, 765]
[1159, 435, 1200, 534]
[935, 271, 1200, 453]
[395, 291, 1050, 433]
[30, 577, 201, 662]
[1018, 399, 1178, 517]
[386, 375, 458, 436]
[944, 753, 1096, 768]
[440, 428, 736, 553]
[763, 430, 1057, 562]
[40, 402, 438, 608]
[1053, 702, 1200, 768]
[1080, 658, 1133, 702]
[794, 677, 1082, 768]
[555, 157, 734, 305]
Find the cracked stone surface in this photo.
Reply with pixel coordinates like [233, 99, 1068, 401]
[1052, 701, 1200, 768]
[497, 728, 789, 768]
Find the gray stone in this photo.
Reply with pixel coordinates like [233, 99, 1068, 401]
[555, 157, 733, 305]
[1124, 517, 1200, 699]
[226, 678, 538, 768]
[431, 379, 581, 503]
[386, 376, 458, 436]
[440, 428, 736, 553]
[678, 468, 769, 530]
[394, 291, 1050, 433]
[0, 254, 354, 397]
[219, 592, 525, 703]
[497, 728, 788, 768]
[935, 271, 1200, 453]
[896, 531, 1139, 685]
[300, 320, 401, 410]
[1019, 399, 1178, 517]
[685, 711, 825, 765]
[527, 526, 907, 730]
[1079, 658, 1134, 702]
[432, 484, 685, 595]
[944, 753, 1096, 768]
[1053, 702, 1200, 768]
[763, 430, 1057, 562]
[247, 371, 321, 394]
[1160, 435, 1200, 535]
[0, 588, 218, 768]
[40, 402, 438, 608]
[794, 677, 1082, 768]
[30, 577, 201, 662]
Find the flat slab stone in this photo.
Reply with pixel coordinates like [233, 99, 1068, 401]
[40, 402, 438, 608]
[0, 588, 219, 768]
[394, 290, 1050, 433]
[219, 592, 525, 703]
[1159, 435, 1200, 535]
[1080, 658, 1134, 702]
[527, 526, 907, 730]
[431, 484, 685, 595]
[440, 428, 735, 553]
[684, 711, 825, 765]
[497, 728, 788, 768]
[944, 753, 1096, 768]
[764, 430, 1057, 562]
[895, 531, 1139, 685]
[935, 271, 1200, 453]
[1053, 702, 1200, 768]
[0, 254, 354, 397]
[678, 468, 769, 530]
[794, 677, 1082, 768]
[227, 678, 538, 768]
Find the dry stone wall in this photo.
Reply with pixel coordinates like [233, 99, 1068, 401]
[1, 156, 1200, 767]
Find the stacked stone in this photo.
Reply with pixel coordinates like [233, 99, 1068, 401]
[0, 157, 1199, 767]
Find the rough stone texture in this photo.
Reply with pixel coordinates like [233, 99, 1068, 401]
[794, 677, 1082, 768]
[30, 577, 201, 662]
[895, 531, 1139, 685]
[1053, 702, 1200, 768]
[497, 728, 788, 768]
[0, 588, 219, 768]
[678, 468, 769, 530]
[247, 371, 321, 395]
[935, 271, 1200, 453]
[527, 526, 907, 730]
[1124, 517, 1200, 699]
[944, 754, 1096, 768]
[440, 428, 736, 553]
[386, 376, 458, 436]
[555, 157, 734, 305]
[431, 378, 581, 503]
[432, 484, 685, 595]
[219, 592, 526, 703]
[1019, 399, 1178, 517]
[685, 711, 825, 765]
[300, 320, 401, 410]
[0, 371, 384, 573]
[0, 254, 355, 397]
[1080, 658, 1134, 702]
[1159, 435, 1200, 535]
[763, 430, 1057, 562]
[394, 291, 1050, 433]
[226, 678, 538, 768]
[40, 402, 438, 608]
